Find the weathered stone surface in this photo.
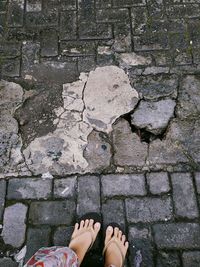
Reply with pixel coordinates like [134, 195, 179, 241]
[171, 173, 199, 219]
[102, 200, 125, 230]
[23, 66, 139, 175]
[26, 0, 42, 12]
[7, 178, 52, 199]
[29, 201, 75, 225]
[131, 99, 176, 135]
[148, 118, 200, 165]
[53, 226, 74, 246]
[126, 197, 172, 223]
[1, 203, 27, 247]
[128, 226, 154, 267]
[177, 75, 200, 119]
[102, 174, 146, 197]
[156, 251, 181, 267]
[54, 177, 77, 199]
[182, 251, 200, 267]
[83, 66, 139, 133]
[77, 176, 100, 216]
[0, 258, 18, 267]
[0, 180, 6, 219]
[25, 227, 51, 262]
[112, 119, 148, 166]
[116, 52, 152, 67]
[129, 74, 178, 100]
[195, 172, 200, 194]
[83, 130, 112, 172]
[147, 172, 170, 195]
[153, 223, 200, 249]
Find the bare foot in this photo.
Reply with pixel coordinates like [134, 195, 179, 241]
[104, 226, 129, 267]
[69, 219, 101, 264]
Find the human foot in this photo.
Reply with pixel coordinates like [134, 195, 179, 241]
[103, 226, 129, 267]
[69, 219, 101, 264]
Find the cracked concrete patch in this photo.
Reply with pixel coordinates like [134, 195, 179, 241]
[23, 66, 139, 175]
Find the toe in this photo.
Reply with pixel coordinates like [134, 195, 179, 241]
[125, 241, 129, 250]
[94, 222, 101, 232]
[84, 219, 89, 228]
[105, 226, 113, 244]
[118, 230, 122, 239]
[80, 220, 84, 229]
[114, 227, 119, 237]
[89, 219, 94, 228]
[74, 223, 79, 231]
[122, 235, 126, 244]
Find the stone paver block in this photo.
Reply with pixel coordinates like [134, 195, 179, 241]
[195, 172, 200, 194]
[0, 258, 18, 267]
[112, 119, 148, 166]
[156, 251, 181, 267]
[147, 172, 170, 195]
[129, 226, 154, 267]
[77, 176, 100, 216]
[182, 251, 200, 267]
[25, 226, 51, 262]
[153, 223, 200, 249]
[0, 180, 6, 220]
[29, 201, 75, 225]
[41, 29, 58, 57]
[1, 203, 28, 248]
[7, 178, 52, 200]
[53, 226, 74, 246]
[102, 200, 125, 230]
[102, 174, 146, 197]
[54, 177, 77, 199]
[126, 197, 172, 223]
[171, 173, 199, 219]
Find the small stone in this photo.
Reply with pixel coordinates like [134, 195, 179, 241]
[112, 119, 148, 166]
[53, 226, 74, 246]
[153, 223, 200, 249]
[77, 176, 100, 216]
[2, 203, 27, 247]
[171, 173, 199, 219]
[126, 197, 172, 223]
[131, 99, 176, 135]
[54, 177, 77, 199]
[29, 201, 75, 225]
[102, 200, 125, 230]
[147, 172, 170, 195]
[102, 174, 146, 197]
[182, 251, 200, 267]
[25, 227, 51, 263]
[7, 178, 52, 199]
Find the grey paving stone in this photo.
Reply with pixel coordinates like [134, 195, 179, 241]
[25, 226, 51, 263]
[126, 197, 172, 223]
[29, 200, 75, 225]
[54, 177, 77, 199]
[153, 223, 200, 249]
[112, 119, 148, 167]
[156, 251, 181, 267]
[171, 173, 199, 219]
[26, 0, 42, 12]
[102, 174, 146, 197]
[0, 258, 18, 267]
[0, 180, 6, 220]
[195, 172, 200, 194]
[8, 0, 24, 26]
[60, 11, 77, 40]
[102, 200, 125, 230]
[2, 58, 20, 77]
[77, 176, 100, 216]
[182, 251, 200, 267]
[41, 29, 58, 57]
[53, 226, 74, 246]
[147, 172, 170, 195]
[1, 203, 28, 248]
[7, 178, 52, 200]
[129, 226, 154, 267]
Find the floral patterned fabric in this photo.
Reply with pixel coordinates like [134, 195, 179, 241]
[24, 246, 79, 267]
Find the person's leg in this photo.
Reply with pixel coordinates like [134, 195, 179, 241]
[24, 219, 101, 267]
[103, 226, 129, 267]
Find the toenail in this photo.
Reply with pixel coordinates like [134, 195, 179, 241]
[107, 226, 112, 231]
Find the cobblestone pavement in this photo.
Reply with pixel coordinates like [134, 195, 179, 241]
[0, 0, 200, 266]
